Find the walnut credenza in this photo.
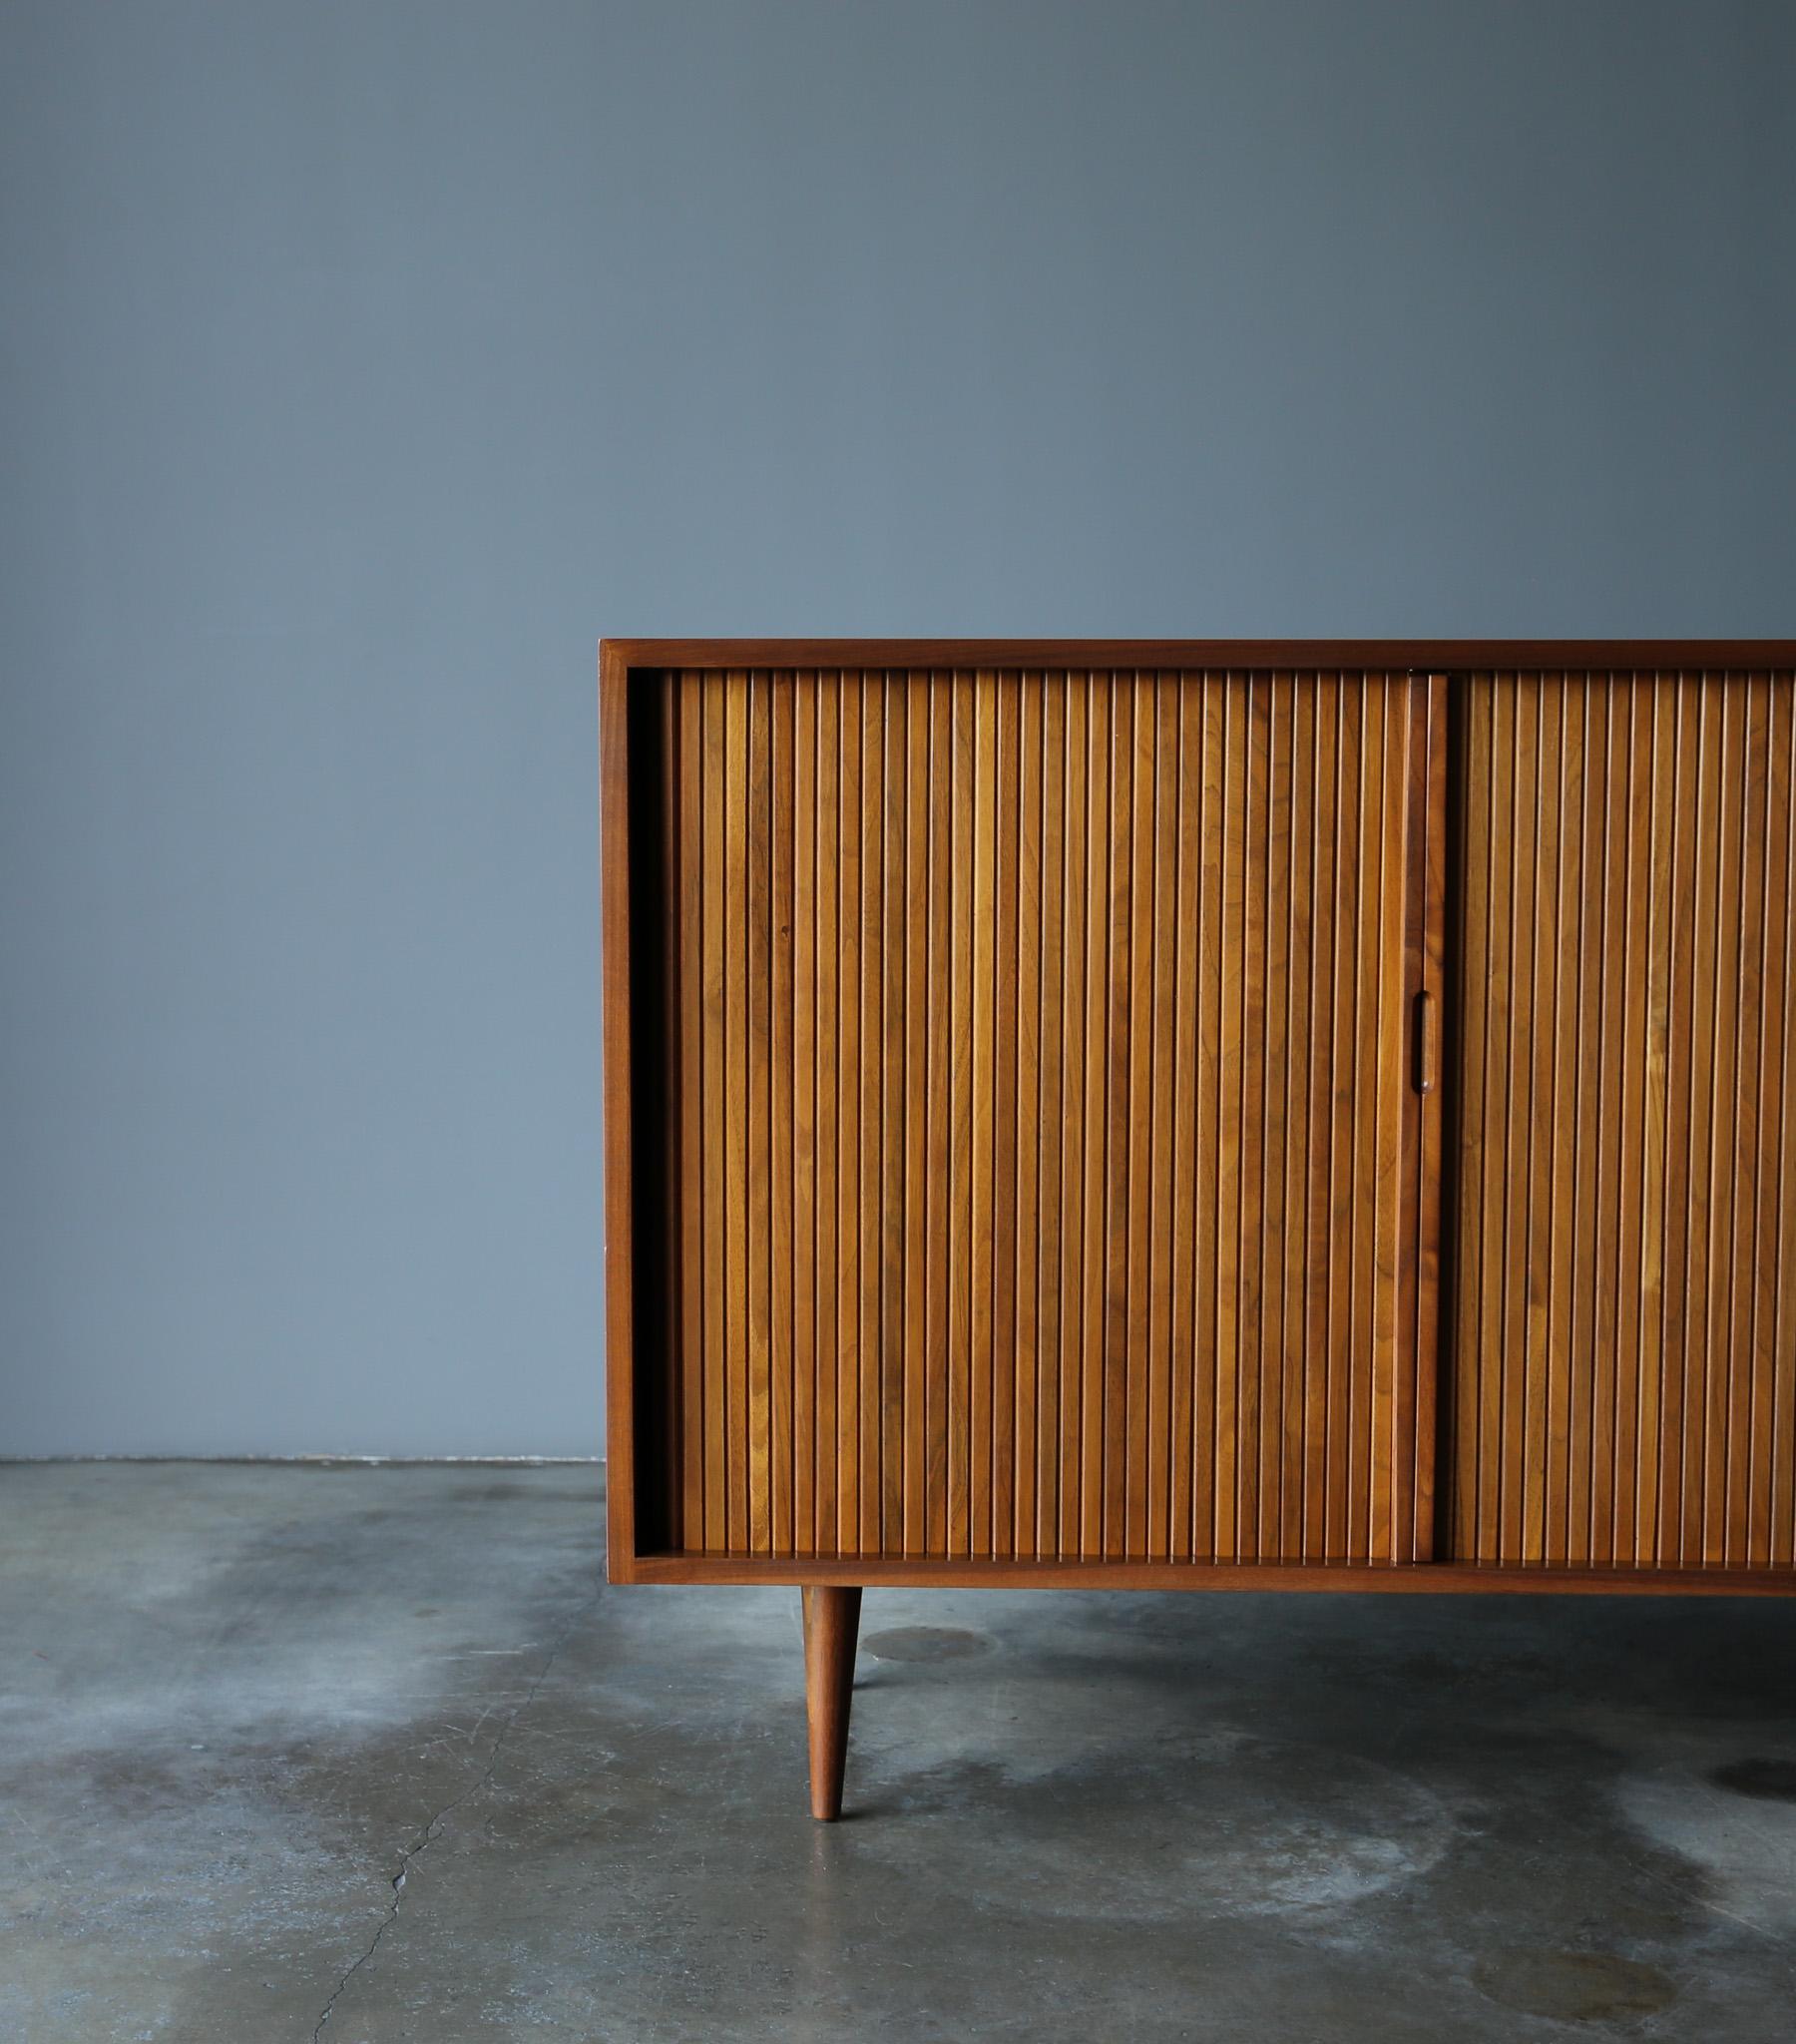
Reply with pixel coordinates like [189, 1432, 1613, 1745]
[601, 640, 1796, 1818]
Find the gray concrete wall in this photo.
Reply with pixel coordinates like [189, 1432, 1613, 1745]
[3, 1, 1792, 1454]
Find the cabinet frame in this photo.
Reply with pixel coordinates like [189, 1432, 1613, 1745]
[603, 641, 1796, 1600]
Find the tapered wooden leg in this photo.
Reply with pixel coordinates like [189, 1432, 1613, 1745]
[801, 1585, 862, 1820]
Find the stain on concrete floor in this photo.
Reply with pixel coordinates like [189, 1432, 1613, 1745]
[1470, 1948, 1680, 2023]
[2, 1462, 1795, 2040]
[862, 1626, 991, 1663]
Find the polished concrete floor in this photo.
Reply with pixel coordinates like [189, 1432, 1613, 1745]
[3, 1463, 1795, 2041]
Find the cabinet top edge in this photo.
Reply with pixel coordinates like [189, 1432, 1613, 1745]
[600, 638, 1796, 674]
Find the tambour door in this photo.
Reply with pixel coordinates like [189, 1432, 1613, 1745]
[1446, 668, 1796, 1570]
[607, 655, 1446, 1576]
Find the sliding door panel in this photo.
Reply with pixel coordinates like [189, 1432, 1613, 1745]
[1447, 670, 1796, 1569]
[634, 666, 1438, 1567]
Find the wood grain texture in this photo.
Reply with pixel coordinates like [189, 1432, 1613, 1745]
[629, 664, 1430, 1566]
[1446, 669, 1796, 1570]
[800, 1584, 861, 1820]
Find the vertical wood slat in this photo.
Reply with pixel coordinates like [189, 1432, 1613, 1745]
[1060, 675, 1090, 1558]
[992, 678, 1022, 1556]
[1033, 676, 1065, 1556]
[1147, 675, 1180, 1558]
[880, 672, 908, 1553]
[768, 676, 794, 1555]
[835, 675, 862, 1553]
[790, 675, 817, 1556]
[948, 673, 974, 1554]
[1449, 669, 1796, 1569]
[722, 673, 749, 1553]
[1282, 681, 1317, 1557]
[901, 679, 930, 1556]
[812, 678, 839, 1555]
[1757, 682, 1794, 1566]
[1410, 674, 1448, 1561]
[925, 672, 952, 1558]
[859, 674, 885, 1556]
[1013, 676, 1044, 1556]
[656, 665, 1428, 1563]
[745, 673, 772, 1554]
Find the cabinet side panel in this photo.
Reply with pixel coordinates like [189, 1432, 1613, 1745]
[1448, 670, 1796, 1569]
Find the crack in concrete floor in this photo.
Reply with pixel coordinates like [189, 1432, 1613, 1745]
[310, 1591, 599, 2039]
